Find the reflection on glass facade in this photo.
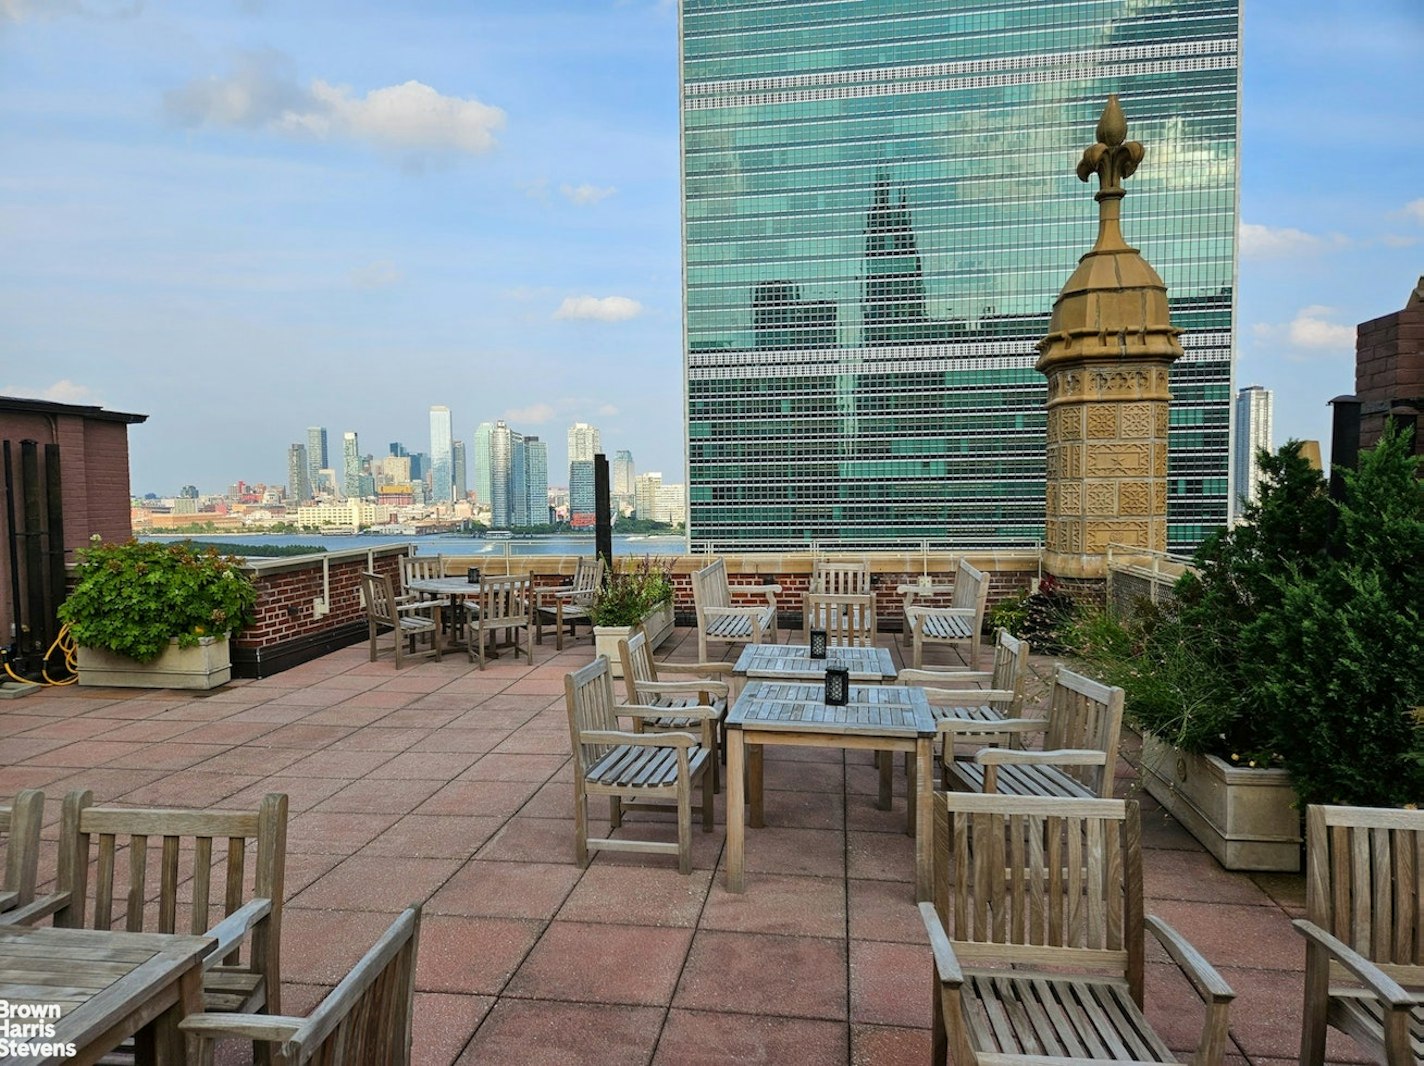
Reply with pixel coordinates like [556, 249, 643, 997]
[681, 0, 1238, 551]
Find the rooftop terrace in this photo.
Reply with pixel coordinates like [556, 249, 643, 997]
[0, 628, 1364, 1065]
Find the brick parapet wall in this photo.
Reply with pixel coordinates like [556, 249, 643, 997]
[234, 544, 407, 651]
[1355, 299, 1424, 452]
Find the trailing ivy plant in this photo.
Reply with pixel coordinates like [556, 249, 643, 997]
[59, 538, 257, 662]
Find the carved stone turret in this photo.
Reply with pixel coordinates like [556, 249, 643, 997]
[1036, 95, 1183, 579]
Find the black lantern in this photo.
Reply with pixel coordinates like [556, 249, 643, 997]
[466, 567, 480, 584]
[824, 667, 850, 707]
[808, 628, 827, 659]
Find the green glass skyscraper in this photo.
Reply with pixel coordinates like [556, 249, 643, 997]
[681, 0, 1238, 551]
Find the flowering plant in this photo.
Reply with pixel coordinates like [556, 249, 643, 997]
[59, 538, 257, 662]
[589, 555, 674, 627]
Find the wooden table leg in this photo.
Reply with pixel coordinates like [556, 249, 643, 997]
[726, 728, 746, 893]
[905, 746, 917, 836]
[878, 749, 894, 810]
[140, 965, 204, 1066]
[748, 742, 765, 829]
[914, 736, 933, 902]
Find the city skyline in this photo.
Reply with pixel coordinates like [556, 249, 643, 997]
[2, 2, 1421, 501]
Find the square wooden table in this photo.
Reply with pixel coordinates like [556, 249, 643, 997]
[724, 681, 936, 900]
[0, 924, 212, 1066]
[733, 643, 897, 683]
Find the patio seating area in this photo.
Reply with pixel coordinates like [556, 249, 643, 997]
[0, 625, 1369, 1065]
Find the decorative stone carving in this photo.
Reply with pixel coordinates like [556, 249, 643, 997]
[1086, 406, 1118, 438]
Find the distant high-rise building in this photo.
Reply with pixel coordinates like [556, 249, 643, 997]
[656, 482, 687, 527]
[452, 440, 468, 500]
[342, 432, 361, 498]
[524, 437, 549, 525]
[287, 443, 311, 504]
[410, 453, 427, 482]
[1233, 385, 1273, 515]
[429, 406, 453, 504]
[568, 422, 601, 463]
[306, 427, 328, 489]
[389, 442, 408, 457]
[681, 0, 1239, 551]
[490, 421, 517, 527]
[570, 459, 596, 527]
[612, 450, 635, 497]
[634, 472, 662, 522]
[473, 422, 494, 507]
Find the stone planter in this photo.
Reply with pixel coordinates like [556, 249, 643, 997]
[593, 601, 675, 677]
[77, 636, 231, 690]
[1135, 729, 1301, 872]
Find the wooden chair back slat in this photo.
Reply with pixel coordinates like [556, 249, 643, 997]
[478, 575, 531, 625]
[0, 789, 44, 909]
[804, 592, 875, 647]
[951, 558, 987, 613]
[1043, 666, 1125, 798]
[932, 792, 1142, 993]
[125, 835, 148, 933]
[158, 836, 179, 933]
[400, 554, 444, 584]
[566, 658, 620, 772]
[810, 560, 870, 596]
[94, 834, 116, 928]
[989, 629, 1031, 713]
[693, 559, 731, 613]
[571, 556, 604, 597]
[620, 629, 657, 703]
[362, 571, 400, 626]
[192, 836, 213, 935]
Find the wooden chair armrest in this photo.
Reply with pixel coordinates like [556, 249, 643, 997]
[180, 1013, 306, 1042]
[0, 891, 69, 926]
[1145, 915, 1234, 1002]
[581, 728, 699, 748]
[918, 902, 964, 985]
[906, 606, 976, 619]
[654, 661, 735, 677]
[706, 605, 775, 619]
[899, 668, 994, 685]
[623, 703, 722, 723]
[938, 717, 1048, 737]
[922, 688, 1015, 706]
[1293, 919, 1422, 1008]
[633, 679, 730, 699]
[394, 599, 445, 615]
[731, 585, 780, 603]
[203, 898, 273, 968]
[974, 748, 1107, 767]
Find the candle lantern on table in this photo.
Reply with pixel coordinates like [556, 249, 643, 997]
[823, 666, 850, 706]
[809, 628, 827, 659]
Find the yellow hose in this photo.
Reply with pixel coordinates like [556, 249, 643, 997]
[3, 622, 78, 686]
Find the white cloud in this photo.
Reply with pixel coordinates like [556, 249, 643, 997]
[560, 183, 616, 205]
[1405, 199, 1424, 224]
[165, 50, 505, 157]
[504, 402, 555, 424]
[349, 260, 402, 289]
[553, 295, 644, 322]
[1, 379, 101, 404]
[1, 0, 140, 22]
[596, 403, 620, 417]
[1255, 305, 1355, 357]
[1240, 222, 1322, 259]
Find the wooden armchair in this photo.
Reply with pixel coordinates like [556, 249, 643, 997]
[565, 657, 714, 874]
[901, 558, 988, 668]
[618, 629, 731, 792]
[802, 559, 870, 626]
[942, 665, 1123, 799]
[55, 790, 288, 1059]
[361, 571, 442, 667]
[1295, 804, 1424, 1066]
[692, 558, 780, 662]
[802, 592, 877, 647]
[0, 789, 65, 925]
[922, 791, 1234, 1066]
[183, 904, 421, 1066]
[901, 628, 1031, 757]
[534, 555, 604, 651]
[468, 574, 533, 669]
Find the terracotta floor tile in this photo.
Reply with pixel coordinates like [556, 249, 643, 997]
[365, 751, 482, 780]
[280, 907, 408, 984]
[315, 777, 445, 814]
[675, 930, 848, 1020]
[286, 810, 400, 854]
[557, 865, 712, 928]
[324, 725, 434, 752]
[846, 829, 915, 883]
[257, 723, 354, 748]
[186, 720, 284, 745]
[299, 703, 394, 728]
[20, 716, 130, 741]
[849, 940, 930, 1028]
[103, 741, 231, 771]
[460, 752, 568, 782]
[192, 744, 306, 777]
[739, 826, 845, 879]
[506, 920, 693, 1005]
[283, 748, 398, 779]
[407, 728, 509, 754]
[1143, 847, 1274, 905]
[418, 778, 541, 820]
[701, 873, 846, 939]
[456, 1000, 662, 1066]
[32, 739, 151, 766]
[38, 767, 168, 803]
[428, 860, 583, 919]
[290, 854, 463, 911]
[117, 771, 261, 808]
[850, 1024, 931, 1066]
[360, 814, 502, 859]
[589, 820, 726, 873]
[654, 1010, 848, 1066]
[412, 992, 493, 1066]
[416, 914, 543, 994]
[1146, 899, 1303, 970]
[847, 877, 924, 943]
[475, 815, 579, 864]
[223, 774, 348, 812]
[761, 757, 845, 794]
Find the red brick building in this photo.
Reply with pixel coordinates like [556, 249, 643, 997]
[1356, 277, 1424, 454]
[0, 395, 147, 668]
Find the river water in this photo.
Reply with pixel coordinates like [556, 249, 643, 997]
[140, 532, 689, 558]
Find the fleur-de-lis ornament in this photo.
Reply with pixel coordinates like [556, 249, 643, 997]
[1076, 95, 1144, 195]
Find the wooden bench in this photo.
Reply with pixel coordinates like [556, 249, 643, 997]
[901, 558, 988, 669]
[922, 791, 1234, 1066]
[534, 555, 604, 651]
[1295, 804, 1424, 1066]
[692, 558, 780, 662]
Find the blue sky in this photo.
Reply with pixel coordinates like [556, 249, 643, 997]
[1, 0, 1420, 496]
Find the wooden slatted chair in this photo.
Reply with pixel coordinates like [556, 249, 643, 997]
[692, 558, 780, 662]
[942, 665, 1124, 799]
[901, 628, 1031, 758]
[182, 904, 421, 1066]
[618, 629, 730, 792]
[0, 789, 60, 925]
[802, 591, 877, 647]
[902, 558, 989, 669]
[802, 559, 870, 628]
[54, 790, 288, 1062]
[922, 791, 1234, 1066]
[468, 574, 534, 669]
[398, 553, 446, 597]
[534, 555, 605, 651]
[565, 657, 713, 874]
[1295, 804, 1424, 1066]
[360, 571, 442, 668]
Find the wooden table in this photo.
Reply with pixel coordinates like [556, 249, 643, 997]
[0, 924, 212, 1066]
[725, 681, 936, 900]
[407, 576, 484, 653]
[733, 643, 897, 683]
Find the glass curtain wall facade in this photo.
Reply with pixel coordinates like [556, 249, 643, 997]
[681, 0, 1238, 551]
[429, 405, 454, 505]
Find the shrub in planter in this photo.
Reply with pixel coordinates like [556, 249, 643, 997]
[987, 575, 1077, 653]
[589, 555, 674, 628]
[59, 538, 257, 662]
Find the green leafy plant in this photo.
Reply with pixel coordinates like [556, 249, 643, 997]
[589, 555, 674, 628]
[59, 538, 257, 662]
[987, 576, 1076, 651]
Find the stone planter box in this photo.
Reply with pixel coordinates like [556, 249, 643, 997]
[1135, 729, 1301, 872]
[77, 636, 231, 690]
[593, 601, 675, 677]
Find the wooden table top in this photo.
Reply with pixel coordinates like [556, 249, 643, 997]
[0, 924, 212, 1066]
[406, 576, 486, 596]
[733, 643, 897, 682]
[727, 681, 934, 738]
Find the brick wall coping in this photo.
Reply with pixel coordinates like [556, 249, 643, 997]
[239, 542, 410, 578]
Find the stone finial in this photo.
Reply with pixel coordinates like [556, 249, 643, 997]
[1076, 95, 1144, 195]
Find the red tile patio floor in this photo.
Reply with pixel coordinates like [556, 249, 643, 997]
[0, 627, 1364, 1065]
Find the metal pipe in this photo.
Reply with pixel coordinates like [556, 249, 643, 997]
[44, 443, 66, 641]
[1328, 395, 1361, 503]
[594, 453, 612, 566]
[20, 439, 49, 661]
[2, 441, 24, 660]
